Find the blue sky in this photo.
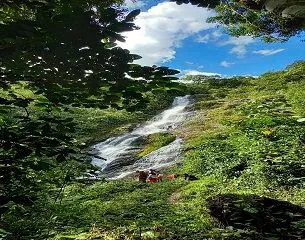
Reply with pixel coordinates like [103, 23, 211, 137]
[122, 0, 305, 77]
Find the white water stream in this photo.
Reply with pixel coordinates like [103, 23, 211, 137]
[91, 95, 192, 179]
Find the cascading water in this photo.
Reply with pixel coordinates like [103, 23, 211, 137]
[91, 95, 192, 179]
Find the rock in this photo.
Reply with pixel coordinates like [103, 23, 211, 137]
[102, 155, 138, 172]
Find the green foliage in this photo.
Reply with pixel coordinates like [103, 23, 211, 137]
[175, 61, 305, 238]
[210, 2, 304, 42]
[172, 0, 305, 41]
[0, 1, 185, 239]
[184, 63, 305, 188]
[65, 107, 141, 144]
[2, 180, 205, 240]
[1, 0, 305, 236]
[286, 83, 305, 116]
[139, 133, 176, 157]
[0, 1, 181, 107]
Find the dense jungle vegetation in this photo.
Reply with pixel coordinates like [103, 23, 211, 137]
[1, 0, 305, 239]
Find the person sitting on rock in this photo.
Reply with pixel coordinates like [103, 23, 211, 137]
[148, 169, 157, 176]
[147, 169, 157, 179]
[135, 170, 148, 183]
[147, 169, 161, 183]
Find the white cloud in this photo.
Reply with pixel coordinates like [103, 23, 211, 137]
[196, 34, 210, 43]
[118, 2, 216, 65]
[212, 31, 222, 39]
[123, 0, 145, 9]
[195, 30, 222, 43]
[230, 45, 247, 56]
[220, 60, 235, 68]
[222, 36, 255, 46]
[253, 48, 285, 56]
[221, 36, 255, 57]
[181, 69, 221, 76]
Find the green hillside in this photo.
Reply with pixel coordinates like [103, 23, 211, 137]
[3, 61, 305, 239]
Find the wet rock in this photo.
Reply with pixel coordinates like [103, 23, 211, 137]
[102, 155, 138, 172]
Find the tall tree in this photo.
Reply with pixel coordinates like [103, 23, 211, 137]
[172, 0, 305, 41]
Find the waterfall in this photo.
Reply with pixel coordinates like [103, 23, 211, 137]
[91, 95, 192, 179]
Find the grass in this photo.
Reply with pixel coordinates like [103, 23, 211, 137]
[45, 61, 305, 239]
[52, 63, 305, 239]
[3, 61, 305, 239]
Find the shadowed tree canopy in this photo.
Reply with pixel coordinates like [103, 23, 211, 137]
[172, 0, 305, 41]
[0, 0, 183, 218]
[1, 0, 181, 108]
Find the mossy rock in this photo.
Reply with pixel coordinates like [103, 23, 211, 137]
[138, 133, 176, 157]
